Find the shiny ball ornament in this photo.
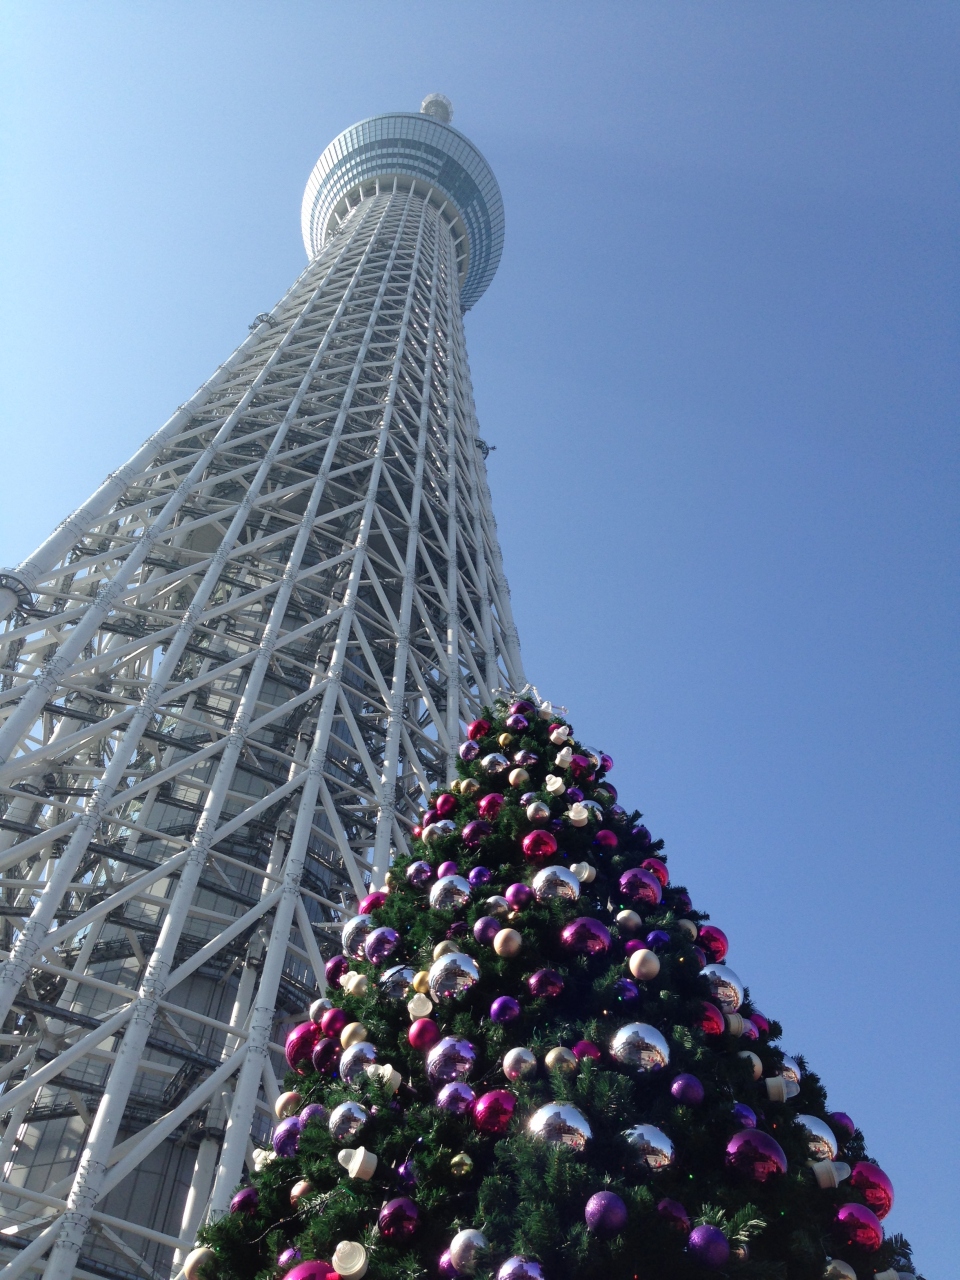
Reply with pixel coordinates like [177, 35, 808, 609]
[561, 917, 612, 956]
[380, 965, 416, 1000]
[427, 1036, 477, 1084]
[493, 928, 522, 957]
[503, 1046, 537, 1080]
[613, 977, 639, 1002]
[697, 1000, 726, 1037]
[829, 1110, 856, 1141]
[434, 939, 460, 959]
[437, 1081, 476, 1114]
[428, 951, 481, 999]
[822, 1263, 857, 1280]
[481, 752, 510, 774]
[450, 1229, 488, 1275]
[340, 1040, 378, 1086]
[460, 777, 481, 797]
[275, 1090, 302, 1119]
[585, 1191, 628, 1236]
[528, 1102, 592, 1150]
[309, 997, 333, 1021]
[697, 924, 728, 963]
[544, 1046, 578, 1074]
[285, 1266, 335, 1280]
[498, 733, 514, 748]
[412, 970, 432, 994]
[485, 894, 511, 917]
[618, 867, 662, 906]
[509, 698, 536, 717]
[528, 968, 564, 998]
[622, 1123, 675, 1171]
[750, 1010, 771, 1035]
[532, 865, 580, 902]
[615, 908, 643, 933]
[285, 1021, 321, 1073]
[593, 828, 618, 851]
[796, 1114, 839, 1162]
[513, 749, 539, 767]
[365, 926, 400, 965]
[473, 1088, 516, 1135]
[378, 1197, 420, 1242]
[272, 1116, 301, 1156]
[331, 1243, 368, 1280]
[505, 882, 534, 910]
[311, 1037, 341, 1073]
[676, 918, 698, 941]
[462, 820, 492, 846]
[726, 1129, 788, 1183]
[526, 800, 551, 823]
[505, 713, 529, 732]
[834, 1203, 884, 1252]
[429, 875, 472, 910]
[229, 1186, 258, 1215]
[657, 1198, 690, 1232]
[299, 1103, 326, 1128]
[732, 1102, 757, 1127]
[780, 1054, 802, 1084]
[467, 718, 491, 741]
[522, 830, 558, 860]
[632, 823, 653, 847]
[474, 915, 500, 944]
[497, 1260, 544, 1280]
[450, 1153, 474, 1177]
[640, 856, 669, 887]
[645, 929, 670, 951]
[435, 792, 457, 818]
[702, 963, 744, 1012]
[477, 791, 506, 820]
[738, 1051, 763, 1080]
[408, 1018, 441, 1050]
[573, 1039, 601, 1061]
[183, 1248, 217, 1280]
[359, 890, 388, 914]
[628, 948, 661, 981]
[491, 995, 521, 1023]
[406, 860, 433, 888]
[849, 1161, 894, 1218]
[342, 914, 375, 960]
[687, 1225, 730, 1269]
[289, 1178, 313, 1206]
[340, 1021, 367, 1048]
[509, 768, 530, 788]
[468, 865, 492, 887]
[328, 1101, 367, 1142]
[611, 1022, 670, 1071]
[459, 740, 481, 762]
[671, 1073, 705, 1105]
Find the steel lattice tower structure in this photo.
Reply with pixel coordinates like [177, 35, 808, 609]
[0, 95, 525, 1280]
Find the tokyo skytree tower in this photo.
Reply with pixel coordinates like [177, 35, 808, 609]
[0, 95, 525, 1280]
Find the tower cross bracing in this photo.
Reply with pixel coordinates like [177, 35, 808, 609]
[0, 100, 524, 1280]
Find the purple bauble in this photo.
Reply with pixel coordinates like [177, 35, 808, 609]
[624, 939, 644, 956]
[497, 1259, 544, 1280]
[584, 1191, 628, 1236]
[272, 1115, 301, 1157]
[468, 865, 493, 887]
[447, 920, 469, 940]
[439, 1251, 462, 1280]
[230, 1186, 258, 1215]
[618, 866, 662, 906]
[505, 882, 534, 910]
[509, 699, 536, 717]
[311, 1037, 341, 1073]
[657, 1198, 690, 1233]
[396, 1159, 418, 1187]
[299, 1103, 326, 1128]
[732, 1102, 757, 1128]
[527, 968, 564, 998]
[673, 889, 693, 913]
[828, 1110, 856, 1141]
[406, 859, 433, 887]
[725, 1130, 788, 1183]
[278, 1248, 302, 1271]
[427, 1036, 477, 1084]
[560, 917, 612, 956]
[687, 1225, 729, 1268]
[632, 824, 653, 848]
[365, 925, 400, 965]
[379, 1196, 420, 1241]
[505, 713, 529, 732]
[520, 791, 538, 806]
[490, 995, 521, 1023]
[473, 915, 500, 945]
[565, 786, 584, 804]
[324, 953, 349, 984]
[613, 977, 640, 1003]
[459, 740, 481, 762]
[645, 929, 670, 951]
[438, 859, 459, 879]
[284, 1021, 321, 1073]
[513, 749, 539, 767]
[436, 1081, 476, 1114]
[462, 821, 492, 847]
[671, 1073, 705, 1106]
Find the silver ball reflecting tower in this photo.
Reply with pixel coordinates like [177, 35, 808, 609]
[0, 99, 524, 1280]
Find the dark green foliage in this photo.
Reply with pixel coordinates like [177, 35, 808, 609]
[200, 702, 917, 1280]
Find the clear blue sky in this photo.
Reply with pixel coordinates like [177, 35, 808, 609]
[1, 3, 957, 1272]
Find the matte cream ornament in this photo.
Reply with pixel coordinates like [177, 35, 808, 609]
[545, 774, 566, 795]
[554, 746, 573, 769]
[567, 803, 589, 827]
[251, 1147, 275, 1171]
[615, 909, 643, 933]
[332, 1242, 369, 1280]
[364, 1062, 402, 1095]
[407, 993, 434, 1019]
[570, 861, 596, 883]
[811, 1159, 852, 1190]
[183, 1248, 217, 1280]
[337, 1146, 378, 1179]
[549, 726, 571, 744]
[628, 948, 661, 981]
[340, 1021, 367, 1048]
[341, 972, 369, 996]
[765, 1074, 800, 1102]
[676, 919, 698, 941]
[822, 1261, 857, 1280]
[493, 928, 522, 957]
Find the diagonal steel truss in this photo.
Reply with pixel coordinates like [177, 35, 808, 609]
[0, 177, 525, 1280]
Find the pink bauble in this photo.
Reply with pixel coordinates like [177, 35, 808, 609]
[324, 954, 349, 985]
[593, 829, 618, 851]
[378, 1196, 420, 1241]
[698, 925, 728, 963]
[618, 867, 662, 906]
[467, 718, 491, 741]
[640, 856, 669, 887]
[473, 1089, 516, 1135]
[560, 917, 612, 956]
[409, 1018, 441, 1050]
[320, 1007, 347, 1038]
[522, 830, 557, 860]
[436, 793, 457, 818]
[505, 882, 534, 910]
[284, 1021, 321, 1073]
[310, 1037, 341, 1073]
[751, 1011, 771, 1036]
[600, 752, 614, 771]
[725, 1130, 788, 1183]
[569, 753, 593, 778]
[696, 1000, 725, 1037]
[834, 1202, 884, 1252]
[358, 891, 387, 914]
[478, 792, 506, 820]
[285, 1263, 335, 1280]
[573, 1040, 601, 1061]
[849, 1161, 894, 1219]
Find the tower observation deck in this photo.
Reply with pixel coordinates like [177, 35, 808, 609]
[0, 97, 525, 1280]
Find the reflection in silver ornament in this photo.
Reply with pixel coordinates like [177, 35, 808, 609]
[328, 1101, 368, 1142]
[780, 1054, 802, 1084]
[527, 1102, 593, 1151]
[701, 963, 744, 1013]
[485, 895, 511, 917]
[342, 915, 375, 960]
[532, 865, 580, 903]
[429, 875, 472, 910]
[481, 753, 510, 774]
[423, 819, 458, 842]
[502, 1047, 537, 1081]
[426, 1036, 477, 1084]
[450, 1229, 488, 1276]
[796, 1114, 838, 1161]
[428, 951, 481, 1000]
[623, 1123, 675, 1171]
[380, 966, 416, 1000]
[340, 1041, 378, 1087]
[580, 799, 604, 819]
[610, 1022, 670, 1071]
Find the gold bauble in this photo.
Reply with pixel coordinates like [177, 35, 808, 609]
[412, 970, 431, 994]
[493, 928, 522, 957]
[498, 732, 514, 747]
[460, 778, 481, 797]
[544, 1046, 578, 1074]
[433, 939, 459, 959]
[508, 767, 529, 788]
[450, 1152, 474, 1177]
[340, 1021, 367, 1048]
[449, 779, 461, 793]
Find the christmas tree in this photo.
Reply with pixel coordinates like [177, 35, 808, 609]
[192, 697, 919, 1280]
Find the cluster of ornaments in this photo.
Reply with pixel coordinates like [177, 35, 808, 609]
[195, 697, 905, 1280]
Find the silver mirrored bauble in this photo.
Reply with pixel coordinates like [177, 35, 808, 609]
[527, 1102, 593, 1151]
[309, 997, 333, 1022]
[429, 875, 472, 910]
[342, 914, 375, 960]
[423, 819, 458, 842]
[796, 1114, 837, 1161]
[622, 1123, 675, 1171]
[780, 1054, 802, 1084]
[580, 799, 604, 819]
[380, 965, 416, 1000]
[481, 753, 510, 774]
[526, 801, 551, 822]
[532, 865, 581, 903]
[502, 1046, 537, 1081]
[428, 951, 481, 1000]
[328, 1101, 368, 1142]
[485, 895, 511, 917]
[340, 1040, 378, 1087]
[701, 963, 744, 1013]
[822, 1262, 857, 1280]
[610, 1022, 670, 1072]
[450, 1230, 488, 1275]
[426, 1036, 477, 1084]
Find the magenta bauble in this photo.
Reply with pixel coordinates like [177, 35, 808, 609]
[600, 752, 614, 771]
[725, 1129, 788, 1183]
[277, 1248, 301, 1271]
[697, 924, 728, 963]
[640, 856, 669, 887]
[462, 820, 492, 846]
[618, 866, 662, 906]
[560, 917, 612, 956]
[750, 1010, 771, 1035]
[358, 891, 387, 914]
[505, 882, 534, 910]
[584, 1191, 628, 1235]
[849, 1161, 894, 1218]
[324, 954, 349, 984]
[472, 1089, 516, 1135]
[478, 792, 505, 820]
[284, 1021, 321, 1072]
[467, 718, 491, 741]
[657, 1198, 690, 1232]
[834, 1202, 884, 1252]
[573, 1039, 601, 1061]
[436, 792, 457, 818]
[687, 1225, 729, 1268]
[569, 753, 592, 778]
[285, 1263, 335, 1280]
[409, 1018, 441, 1050]
[320, 1007, 347, 1037]
[437, 859, 459, 878]
[522, 830, 557, 859]
[697, 1001, 725, 1037]
[439, 1251, 461, 1280]
[527, 968, 564, 998]
[378, 1196, 420, 1241]
[229, 1186, 258, 1215]
[593, 828, 618, 851]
